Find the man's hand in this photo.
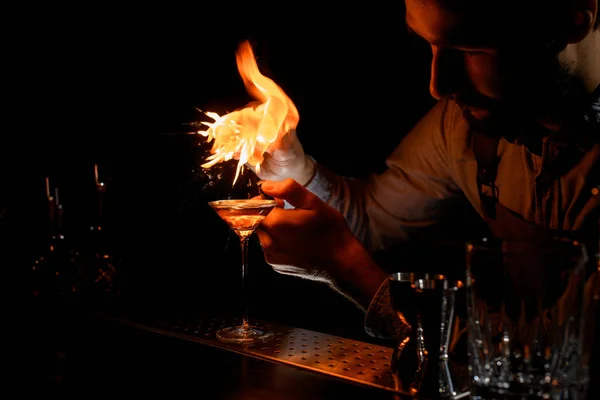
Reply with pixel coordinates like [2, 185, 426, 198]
[249, 130, 316, 186]
[255, 179, 388, 310]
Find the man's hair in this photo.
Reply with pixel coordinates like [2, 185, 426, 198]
[441, 0, 599, 30]
[441, 0, 600, 29]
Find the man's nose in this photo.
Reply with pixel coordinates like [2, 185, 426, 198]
[429, 46, 465, 100]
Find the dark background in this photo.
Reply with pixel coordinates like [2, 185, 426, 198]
[5, 6, 464, 385]
[6, 3, 438, 330]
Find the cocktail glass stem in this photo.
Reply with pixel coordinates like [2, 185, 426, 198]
[209, 198, 276, 344]
[239, 235, 250, 331]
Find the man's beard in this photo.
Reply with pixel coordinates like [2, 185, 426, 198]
[454, 46, 589, 137]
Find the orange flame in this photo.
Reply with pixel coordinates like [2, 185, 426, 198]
[197, 40, 299, 185]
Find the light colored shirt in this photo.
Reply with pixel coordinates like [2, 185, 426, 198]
[305, 94, 600, 339]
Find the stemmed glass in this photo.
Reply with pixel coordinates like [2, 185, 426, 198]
[208, 197, 277, 344]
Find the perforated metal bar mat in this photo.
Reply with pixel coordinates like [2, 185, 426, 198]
[99, 312, 470, 399]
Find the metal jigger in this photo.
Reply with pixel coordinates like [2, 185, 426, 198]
[389, 273, 466, 399]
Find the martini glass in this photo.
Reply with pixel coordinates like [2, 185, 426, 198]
[208, 198, 277, 344]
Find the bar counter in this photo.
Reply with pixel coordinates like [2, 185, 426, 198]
[19, 271, 599, 399]
[22, 297, 470, 399]
[63, 309, 436, 399]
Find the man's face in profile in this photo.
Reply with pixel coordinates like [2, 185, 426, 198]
[404, 0, 588, 132]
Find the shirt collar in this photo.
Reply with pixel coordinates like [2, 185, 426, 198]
[553, 83, 600, 151]
[500, 85, 599, 155]
[583, 83, 600, 126]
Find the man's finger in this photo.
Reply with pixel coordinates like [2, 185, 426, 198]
[254, 228, 273, 251]
[259, 178, 322, 210]
[250, 193, 285, 208]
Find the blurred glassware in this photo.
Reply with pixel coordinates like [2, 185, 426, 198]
[75, 163, 120, 306]
[465, 236, 597, 400]
[29, 177, 80, 302]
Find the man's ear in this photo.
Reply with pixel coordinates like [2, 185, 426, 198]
[566, 0, 598, 43]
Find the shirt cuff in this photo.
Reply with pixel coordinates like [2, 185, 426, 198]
[303, 157, 333, 204]
[364, 277, 411, 341]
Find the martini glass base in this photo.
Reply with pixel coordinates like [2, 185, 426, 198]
[216, 326, 274, 344]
